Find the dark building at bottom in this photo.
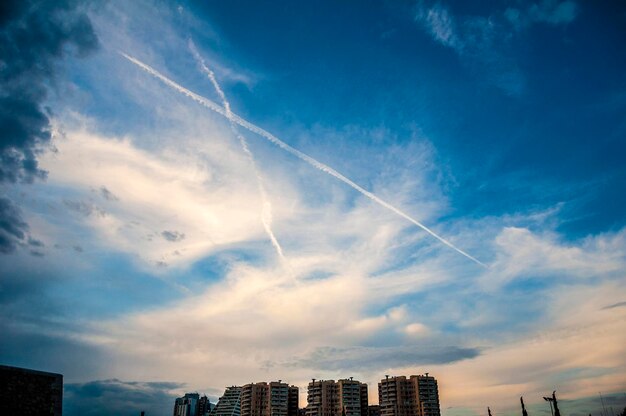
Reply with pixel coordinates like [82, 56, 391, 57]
[0, 364, 63, 416]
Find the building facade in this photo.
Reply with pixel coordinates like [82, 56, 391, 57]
[360, 384, 369, 416]
[199, 395, 214, 416]
[240, 381, 299, 416]
[377, 375, 440, 416]
[412, 375, 440, 416]
[306, 379, 368, 416]
[368, 405, 381, 416]
[174, 393, 201, 416]
[210, 386, 243, 416]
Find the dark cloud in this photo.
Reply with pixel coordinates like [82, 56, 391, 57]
[0, 0, 99, 183]
[99, 186, 119, 201]
[284, 345, 481, 371]
[602, 301, 626, 310]
[0, 321, 106, 381]
[28, 236, 44, 247]
[0, 196, 28, 253]
[0, 0, 99, 255]
[64, 379, 184, 416]
[64, 199, 106, 217]
[161, 230, 185, 242]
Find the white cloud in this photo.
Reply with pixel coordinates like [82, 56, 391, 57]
[414, 1, 579, 95]
[420, 4, 460, 48]
[481, 226, 626, 288]
[14, 2, 623, 413]
[38, 122, 298, 270]
[67, 214, 626, 411]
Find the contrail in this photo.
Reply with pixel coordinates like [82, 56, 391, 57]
[120, 52, 487, 267]
[188, 40, 285, 260]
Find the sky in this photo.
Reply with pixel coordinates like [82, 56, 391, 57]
[1, 0, 625, 415]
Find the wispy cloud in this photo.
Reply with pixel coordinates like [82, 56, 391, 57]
[39, 126, 279, 269]
[602, 300, 626, 310]
[414, 1, 579, 95]
[417, 3, 460, 49]
[188, 39, 285, 261]
[3, 3, 624, 416]
[120, 52, 485, 267]
[525, 0, 579, 26]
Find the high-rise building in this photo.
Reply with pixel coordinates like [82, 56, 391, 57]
[288, 385, 299, 416]
[174, 393, 201, 416]
[338, 378, 363, 416]
[210, 387, 243, 416]
[241, 382, 269, 416]
[241, 381, 299, 416]
[306, 379, 337, 416]
[412, 375, 439, 416]
[377, 375, 440, 416]
[306, 379, 367, 416]
[199, 395, 214, 416]
[360, 384, 369, 416]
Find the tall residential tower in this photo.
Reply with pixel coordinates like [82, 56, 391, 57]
[240, 381, 299, 416]
[306, 379, 368, 416]
[378, 375, 440, 416]
[210, 387, 243, 416]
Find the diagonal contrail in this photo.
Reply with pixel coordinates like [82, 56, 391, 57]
[188, 39, 285, 260]
[120, 51, 487, 267]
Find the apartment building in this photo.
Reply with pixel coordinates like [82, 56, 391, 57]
[306, 378, 368, 416]
[210, 386, 243, 416]
[377, 375, 440, 416]
[240, 381, 299, 416]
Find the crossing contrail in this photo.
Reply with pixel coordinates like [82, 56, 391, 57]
[120, 51, 487, 267]
[188, 40, 285, 260]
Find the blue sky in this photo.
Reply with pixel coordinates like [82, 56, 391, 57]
[1, 1, 625, 415]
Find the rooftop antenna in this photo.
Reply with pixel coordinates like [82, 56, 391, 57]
[599, 392, 608, 416]
[553, 391, 561, 416]
[488, 407, 493, 416]
[521, 397, 528, 416]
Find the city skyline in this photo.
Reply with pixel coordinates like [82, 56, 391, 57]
[1, 1, 625, 416]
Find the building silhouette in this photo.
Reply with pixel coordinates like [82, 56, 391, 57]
[199, 395, 214, 416]
[378, 375, 440, 416]
[0, 364, 63, 416]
